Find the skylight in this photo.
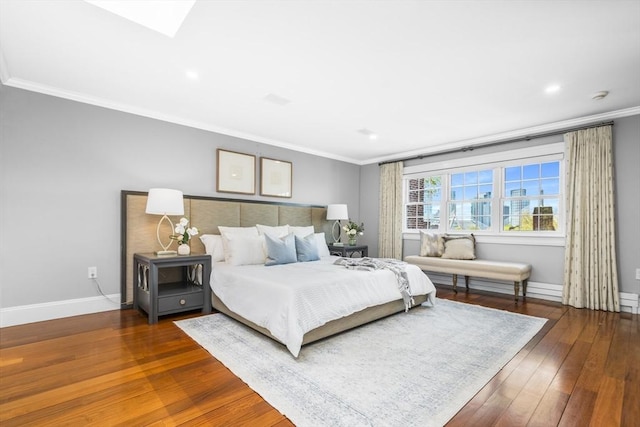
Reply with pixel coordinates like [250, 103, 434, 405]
[84, 0, 196, 38]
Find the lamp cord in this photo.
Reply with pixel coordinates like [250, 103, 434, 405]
[91, 278, 119, 305]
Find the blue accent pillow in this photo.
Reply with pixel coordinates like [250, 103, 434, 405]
[265, 233, 297, 266]
[295, 233, 320, 262]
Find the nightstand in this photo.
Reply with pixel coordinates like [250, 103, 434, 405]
[328, 244, 369, 258]
[133, 253, 212, 324]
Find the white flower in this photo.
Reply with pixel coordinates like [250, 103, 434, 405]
[342, 219, 364, 237]
[171, 217, 197, 245]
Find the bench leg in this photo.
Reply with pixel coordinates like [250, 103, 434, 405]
[452, 274, 458, 293]
[523, 279, 528, 297]
[514, 281, 520, 303]
[465, 275, 470, 292]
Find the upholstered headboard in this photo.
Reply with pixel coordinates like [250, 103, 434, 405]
[120, 190, 329, 305]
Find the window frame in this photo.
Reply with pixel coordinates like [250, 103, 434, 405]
[402, 143, 565, 246]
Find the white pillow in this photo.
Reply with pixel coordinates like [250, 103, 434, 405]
[289, 225, 315, 237]
[199, 234, 225, 262]
[222, 234, 266, 265]
[256, 224, 290, 238]
[314, 232, 331, 257]
[218, 226, 259, 260]
[218, 226, 259, 238]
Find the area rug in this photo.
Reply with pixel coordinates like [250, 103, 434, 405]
[175, 299, 547, 427]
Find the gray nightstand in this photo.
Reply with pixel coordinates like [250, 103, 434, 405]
[133, 253, 212, 324]
[328, 244, 368, 258]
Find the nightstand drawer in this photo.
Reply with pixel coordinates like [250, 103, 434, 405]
[158, 290, 204, 313]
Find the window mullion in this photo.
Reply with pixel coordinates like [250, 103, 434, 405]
[493, 168, 501, 233]
[441, 175, 449, 233]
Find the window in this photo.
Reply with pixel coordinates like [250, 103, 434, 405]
[403, 143, 564, 238]
[449, 169, 493, 231]
[406, 176, 441, 230]
[503, 162, 560, 232]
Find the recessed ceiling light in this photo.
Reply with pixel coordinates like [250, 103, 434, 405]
[84, 0, 196, 38]
[592, 90, 609, 100]
[545, 84, 561, 94]
[263, 93, 291, 106]
[357, 128, 378, 140]
[185, 70, 199, 80]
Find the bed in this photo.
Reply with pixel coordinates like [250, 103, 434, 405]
[211, 256, 436, 356]
[121, 191, 436, 356]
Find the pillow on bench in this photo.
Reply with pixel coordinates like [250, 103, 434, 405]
[419, 231, 476, 260]
[441, 234, 476, 260]
[419, 231, 444, 257]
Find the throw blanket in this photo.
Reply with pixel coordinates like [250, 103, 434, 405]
[334, 257, 415, 311]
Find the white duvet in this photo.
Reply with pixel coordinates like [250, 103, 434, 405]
[211, 256, 437, 356]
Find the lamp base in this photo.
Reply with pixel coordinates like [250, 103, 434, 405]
[331, 220, 343, 244]
[155, 250, 177, 256]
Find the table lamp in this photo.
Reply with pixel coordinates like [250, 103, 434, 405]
[326, 204, 349, 245]
[145, 188, 184, 255]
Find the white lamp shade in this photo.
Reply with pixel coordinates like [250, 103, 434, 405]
[145, 188, 184, 215]
[327, 204, 349, 220]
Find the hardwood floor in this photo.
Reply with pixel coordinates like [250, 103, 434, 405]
[1, 286, 638, 426]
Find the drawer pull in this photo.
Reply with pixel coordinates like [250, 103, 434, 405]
[179, 299, 186, 306]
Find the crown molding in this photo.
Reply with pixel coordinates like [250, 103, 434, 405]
[365, 106, 640, 165]
[3, 75, 638, 167]
[2, 77, 361, 165]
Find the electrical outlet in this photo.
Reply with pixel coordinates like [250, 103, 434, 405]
[636, 268, 640, 280]
[88, 266, 97, 279]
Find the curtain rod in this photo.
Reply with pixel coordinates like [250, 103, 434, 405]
[378, 121, 614, 166]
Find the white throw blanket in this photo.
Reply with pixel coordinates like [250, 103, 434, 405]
[334, 257, 415, 311]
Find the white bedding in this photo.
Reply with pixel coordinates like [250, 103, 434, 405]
[211, 256, 437, 356]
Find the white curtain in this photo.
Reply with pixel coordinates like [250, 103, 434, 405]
[563, 125, 620, 312]
[378, 162, 403, 259]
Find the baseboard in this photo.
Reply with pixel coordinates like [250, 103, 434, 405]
[0, 294, 121, 328]
[426, 273, 639, 314]
[1, 280, 637, 328]
[620, 292, 639, 315]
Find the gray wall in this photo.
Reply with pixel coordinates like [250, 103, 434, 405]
[361, 115, 640, 294]
[613, 115, 640, 295]
[0, 84, 359, 308]
[2, 82, 637, 309]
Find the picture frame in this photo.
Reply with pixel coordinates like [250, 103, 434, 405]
[216, 149, 256, 195]
[260, 157, 292, 198]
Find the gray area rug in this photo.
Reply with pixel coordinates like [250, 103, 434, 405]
[175, 299, 547, 427]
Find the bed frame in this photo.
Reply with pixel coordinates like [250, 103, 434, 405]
[213, 294, 428, 346]
[121, 190, 429, 347]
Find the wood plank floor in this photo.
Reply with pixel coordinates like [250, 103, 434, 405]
[1, 286, 638, 426]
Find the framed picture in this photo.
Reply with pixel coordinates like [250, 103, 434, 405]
[260, 157, 292, 198]
[216, 149, 256, 195]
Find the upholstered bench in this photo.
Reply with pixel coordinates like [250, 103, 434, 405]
[404, 255, 532, 302]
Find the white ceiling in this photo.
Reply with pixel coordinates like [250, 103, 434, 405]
[1, 0, 639, 165]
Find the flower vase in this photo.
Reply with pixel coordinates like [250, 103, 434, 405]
[348, 237, 357, 246]
[178, 244, 191, 255]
